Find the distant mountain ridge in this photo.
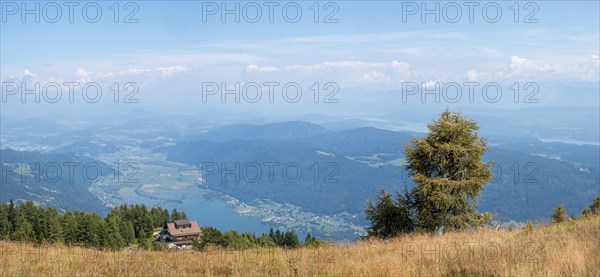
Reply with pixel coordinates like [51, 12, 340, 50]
[193, 121, 331, 142]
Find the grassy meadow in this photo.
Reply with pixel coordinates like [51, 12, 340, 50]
[1, 215, 599, 276]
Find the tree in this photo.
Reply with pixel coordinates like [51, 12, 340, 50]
[119, 220, 136, 246]
[283, 231, 300, 248]
[581, 196, 600, 217]
[365, 190, 413, 238]
[591, 197, 600, 214]
[45, 208, 63, 243]
[8, 200, 16, 233]
[303, 234, 322, 247]
[200, 226, 225, 248]
[405, 109, 493, 232]
[256, 234, 276, 247]
[0, 204, 12, 237]
[192, 237, 202, 251]
[106, 216, 125, 250]
[137, 231, 152, 250]
[11, 212, 34, 241]
[269, 229, 285, 246]
[61, 211, 78, 245]
[552, 204, 569, 223]
[171, 208, 181, 221]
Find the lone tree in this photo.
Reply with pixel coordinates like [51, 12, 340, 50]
[365, 110, 494, 237]
[405, 109, 493, 232]
[552, 204, 569, 223]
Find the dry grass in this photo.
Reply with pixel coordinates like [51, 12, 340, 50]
[1, 216, 599, 276]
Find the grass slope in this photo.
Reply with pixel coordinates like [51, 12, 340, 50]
[1, 216, 599, 276]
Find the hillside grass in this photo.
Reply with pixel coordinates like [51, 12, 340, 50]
[1, 215, 599, 276]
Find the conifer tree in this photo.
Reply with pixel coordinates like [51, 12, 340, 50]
[11, 212, 34, 241]
[405, 109, 493, 232]
[0, 205, 11, 237]
[365, 190, 413, 238]
[45, 208, 63, 243]
[582, 196, 600, 217]
[552, 204, 569, 223]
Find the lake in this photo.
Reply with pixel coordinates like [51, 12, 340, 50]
[121, 187, 271, 235]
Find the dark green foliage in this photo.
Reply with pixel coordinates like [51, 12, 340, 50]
[303, 234, 323, 247]
[195, 226, 300, 250]
[581, 196, 600, 217]
[0, 201, 313, 251]
[256, 233, 277, 247]
[224, 230, 255, 250]
[552, 204, 569, 223]
[365, 190, 413, 238]
[199, 226, 225, 249]
[0, 202, 173, 249]
[366, 110, 494, 238]
[192, 237, 202, 251]
[267, 228, 300, 248]
[45, 208, 63, 243]
[171, 208, 181, 221]
[0, 203, 12, 238]
[283, 231, 300, 248]
[405, 110, 493, 232]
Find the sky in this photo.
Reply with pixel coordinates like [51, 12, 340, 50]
[1, 1, 599, 117]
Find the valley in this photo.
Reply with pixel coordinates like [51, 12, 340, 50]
[1, 112, 599, 241]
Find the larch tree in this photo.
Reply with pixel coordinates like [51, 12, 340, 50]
[405, 109, 494, 232]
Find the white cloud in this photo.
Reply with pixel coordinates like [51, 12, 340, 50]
[120, 68, 152, 75]
[357, 71, 391, 83]
[285, 61, 389, 73]
[421, 80, 438, 89]
[118, 66, 186, 77]
[23, 69, 36, 79]
[94, 72, 114, 78]
[246, 64, 278, 72]
[466, 69, 478, 81]
[279, 60, 421, 87]
[391, 60, 412, 79]
[509, 56, 541, 71]
[157, 66, 187, 77]
[495, 55, 598, 81]
[75, 68, 90, 79]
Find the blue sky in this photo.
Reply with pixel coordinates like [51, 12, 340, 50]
[1, 1, 599, 116]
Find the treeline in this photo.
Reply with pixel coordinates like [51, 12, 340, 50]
[195, 226, 322, 251]
[0, 200, 322, 251]
[551, 197, 600, 224]
[0, 200, 187, 250]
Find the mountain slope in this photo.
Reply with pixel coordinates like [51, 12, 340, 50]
[163, 122, 600, 224]
[0, 149, 111, 214]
